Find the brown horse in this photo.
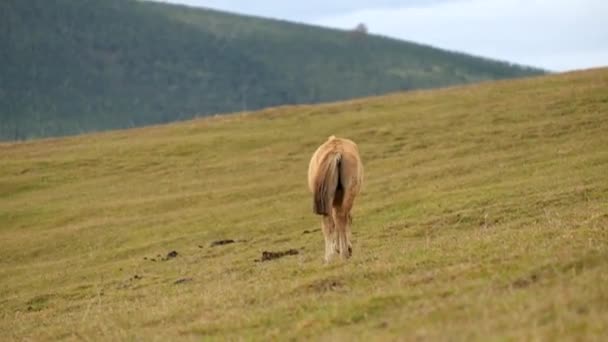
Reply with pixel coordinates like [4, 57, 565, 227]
[308, 135, 364, 262]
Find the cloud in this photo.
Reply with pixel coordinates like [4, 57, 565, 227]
[311, 0, 608, 71]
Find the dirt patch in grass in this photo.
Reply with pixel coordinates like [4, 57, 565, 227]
[210, 239, 235, 247]
[144, 250, 179, 262]
[303, 277, 346, 293]
[165, 250, 178, 259]
[255, 249, 299, 262]
[174, 278, 193, 285]
[512, 273, 539, 289]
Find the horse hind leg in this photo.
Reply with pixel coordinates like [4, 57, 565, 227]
[334, 184, 356, 259]
[334, 208, 352, 259]
[322, 215, 337, 262]
[335, 154, 360, 260]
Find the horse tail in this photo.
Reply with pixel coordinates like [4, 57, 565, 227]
[313, 152, 342, 216]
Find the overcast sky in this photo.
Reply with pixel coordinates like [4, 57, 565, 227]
[156, 0, 608, 72]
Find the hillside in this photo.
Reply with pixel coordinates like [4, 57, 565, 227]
[0, 0, 544, 141]
[1, 68, 607, 340]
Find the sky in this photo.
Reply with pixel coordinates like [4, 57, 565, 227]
[156, 0, 608, 72]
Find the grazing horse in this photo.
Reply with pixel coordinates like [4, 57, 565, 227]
[308, 135, 364, 262]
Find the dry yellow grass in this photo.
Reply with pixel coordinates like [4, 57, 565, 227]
[1, 68, 607, 341]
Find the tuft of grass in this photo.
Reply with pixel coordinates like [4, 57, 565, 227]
[1, 68, 608, 341]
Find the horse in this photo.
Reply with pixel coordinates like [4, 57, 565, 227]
[308, 135, 364, 262]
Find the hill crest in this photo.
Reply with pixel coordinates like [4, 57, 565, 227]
[0, 0, 544, 141]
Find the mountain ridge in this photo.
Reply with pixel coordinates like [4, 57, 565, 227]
[0, 0, 545, 140]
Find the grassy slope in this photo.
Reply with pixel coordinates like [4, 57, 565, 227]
[1, 68, 607, 340]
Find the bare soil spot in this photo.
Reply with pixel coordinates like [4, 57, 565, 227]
[255, 249, 299, 262]
[306, 278, 345, 293]
[512, 273, 539, 288]
[377, 321, 389, 329]
[165, 250, 178, 259]
[174, 278, 193, 285]
[302, 229, 319, 234]
[145, 250, 179, 262]
[210, 239, 235, 247]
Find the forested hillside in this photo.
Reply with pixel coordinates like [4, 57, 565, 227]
[0, 0, 544, 140]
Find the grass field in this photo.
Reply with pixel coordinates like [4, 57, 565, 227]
[1, 68, 607, 341]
